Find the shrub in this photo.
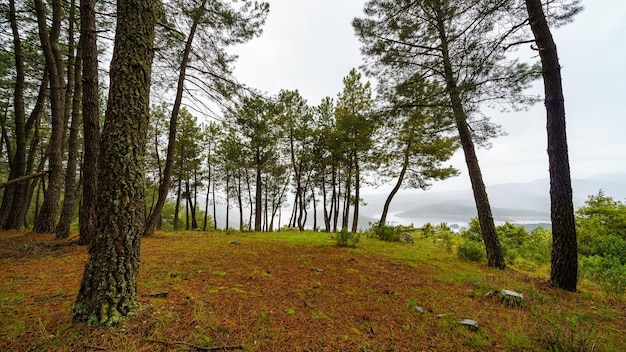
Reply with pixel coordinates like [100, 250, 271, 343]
[457, 240, 486, 263]
[335, 228, 360, 247]
[461, 217, 484, 242]
[579, 255, 626, 300]
[371, 223, 401, 242]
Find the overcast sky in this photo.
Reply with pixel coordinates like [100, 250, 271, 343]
[229, 0, 626, 192]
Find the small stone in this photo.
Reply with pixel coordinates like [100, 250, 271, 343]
[412, 306, 424, 313]
[459, 319, 479, 330]
[149, 291, 169, 298]
[311, 268, 324, 273]
[436, 314, 447, 319]
[230, 241, 242, 245]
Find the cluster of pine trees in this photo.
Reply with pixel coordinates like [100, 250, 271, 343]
[0, 0, 582, 324]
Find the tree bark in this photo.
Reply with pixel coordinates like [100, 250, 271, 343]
[351, 154, 360, 233]
[254, 149, 262, 231]
[526, 0, 577, 291]
[380, 152, 409, 226]
[79, 0, 101, 245]
[435, 9, 505, 269]
[33, 0, 66, 234]
[72, 0, 157, 324]
[56, 0, 81, 239]
[144, 0, 206, 236]
[2, 0, 28, 230]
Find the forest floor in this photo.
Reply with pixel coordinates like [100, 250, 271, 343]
[0, 229, 624, 351]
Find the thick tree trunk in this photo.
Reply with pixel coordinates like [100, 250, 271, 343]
[144, 0, 206, 236]
[436, 11, 505, 269]
[526, 0, 577, 291]
[72, 0, 157, 325]
[33, 0, 66, 234]
[79, 0, 101, 245]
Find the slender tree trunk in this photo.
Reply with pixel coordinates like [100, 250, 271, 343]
[237, 175, 243, 231]
[526, 0, 577, 291]
[56, 39, 82, 239]
[79, 0, 101, 245]
[72, 0, 157, 324]
[322, 177, 330, 232]
[2, 0, 27, 229]
[212, 176, 217, 230]
[33, 0, 67, 234]
[342, 160, 352, 230]
[380, 144, 411, 225]
[174, 178, 181, 230]
[436, 11, 505, 269]
[351, 154, 360, 233]
[254, 150, 262, 231]
[225, 176, 230, 230]
[144, 0, 207, 236]
[311, 185, 317, 231]
[185, 181, 190, 230]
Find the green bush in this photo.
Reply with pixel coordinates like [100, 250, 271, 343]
[579, 255, 626, 300]
[335, 228, 360, 247]
[457, 240, 486, 263]
[372, 223, 400, 242]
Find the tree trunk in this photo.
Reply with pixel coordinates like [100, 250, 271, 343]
[435, 11, 505, 269]
[526, 0, 577, 291]
[212, 176, 217, 230]
[174, 178, 181, 230]
[33, 0, 66, 234]
[351, 155, 360, 233]
[144, 0, 207, 236]
[56, 43, 82, 239]
[78, 0, 101, 246]
[254, 150, 262, 231]
[2, 0, 28, 230]
[56, 5, 81, 239]
[237, 175, 244, 231]
[72, 0, 157, 324]
[380, 153, 410, 226]
[342, 159, 352, 230]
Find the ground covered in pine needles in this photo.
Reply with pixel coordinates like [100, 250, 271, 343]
[1, 229, 625, 351]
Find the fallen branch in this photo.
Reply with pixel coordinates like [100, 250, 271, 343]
[144, 338, 244, 351]
[0, 171, 49, 190]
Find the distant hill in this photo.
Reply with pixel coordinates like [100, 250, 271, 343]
[357, 173, 626, 228]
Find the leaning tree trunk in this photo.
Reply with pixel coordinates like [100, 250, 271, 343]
[33, 0, 66, 234]
[78, 0, 101, 246]
[72, 0, 157, 325]
[436, 13, 505, 269]
[526, 0, 577, 291]
[380, 151, 409, 226]
[144, 0, 206, 236]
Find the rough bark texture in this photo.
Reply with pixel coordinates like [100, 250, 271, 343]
[78, 0, 101, 245]
[435, 9, 505, 269]
[33, 0, 66, 234]
[526, 0, 577, 291]
[72, 0, 157, 325]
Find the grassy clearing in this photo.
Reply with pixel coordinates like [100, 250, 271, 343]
[0, 229, 624, 351]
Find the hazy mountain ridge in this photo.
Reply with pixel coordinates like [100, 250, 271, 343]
[358, 173, 626, 227]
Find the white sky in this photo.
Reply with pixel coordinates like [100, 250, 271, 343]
[229, 0, 626, 192]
